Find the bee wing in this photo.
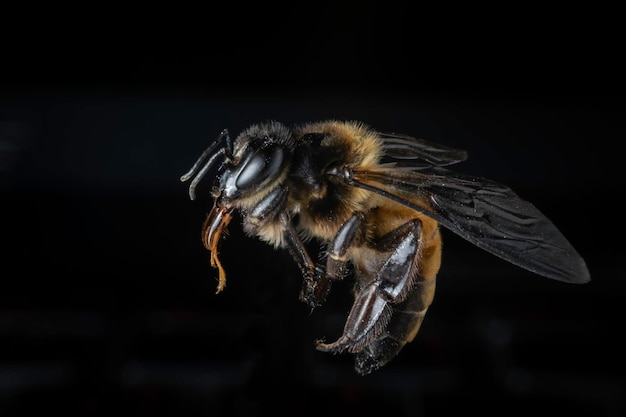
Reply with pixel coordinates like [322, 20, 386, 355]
[379, 132, 468, 169]
[351, 167, 590, 284]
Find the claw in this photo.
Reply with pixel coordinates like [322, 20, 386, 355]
[315, 336, 351, 353]
[299, 267, 332, 307]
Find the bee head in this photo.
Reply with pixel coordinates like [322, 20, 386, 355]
[217, 121, 295, 200]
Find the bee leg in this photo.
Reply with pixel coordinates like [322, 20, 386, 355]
[316, 219, 422, 355]
[354, 278, 435, 375]
[245, 187, 324, 306]
[325, 212, 366, 280]
[280, 213, 327, 308]
[300, 212, 366, 307]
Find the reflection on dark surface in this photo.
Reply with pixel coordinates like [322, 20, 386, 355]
[0, 88, 622, 416]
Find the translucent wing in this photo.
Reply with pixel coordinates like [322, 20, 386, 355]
[379, 132, 468, 169]
[351, 166, 590, 284]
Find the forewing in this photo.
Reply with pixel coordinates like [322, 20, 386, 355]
[352, 167, 590, 284]
[379, 132, 468, 169]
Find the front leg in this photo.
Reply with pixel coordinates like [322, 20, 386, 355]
[244, 186, 332, 307]
[280, 212, 327, 307]
[316, 218, 422, 353]
[244, 186, 321, 304]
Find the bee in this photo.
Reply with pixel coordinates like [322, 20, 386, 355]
[180, 120, 590, 375]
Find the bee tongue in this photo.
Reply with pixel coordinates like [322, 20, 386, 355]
[202, 204, 234, 294]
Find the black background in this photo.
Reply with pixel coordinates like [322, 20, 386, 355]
[1, 3, 624, 416]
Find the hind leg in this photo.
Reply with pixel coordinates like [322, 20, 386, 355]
[316, 215, 442, 375]
[354, 276, 436, 374]
[315, 218, 423, 354]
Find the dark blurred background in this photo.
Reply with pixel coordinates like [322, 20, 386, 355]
[1, 3, 624, 416]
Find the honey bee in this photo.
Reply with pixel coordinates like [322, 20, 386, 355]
[180, 120, 590, 375]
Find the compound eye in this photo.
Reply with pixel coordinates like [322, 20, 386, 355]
[235, 146, 284, 189]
